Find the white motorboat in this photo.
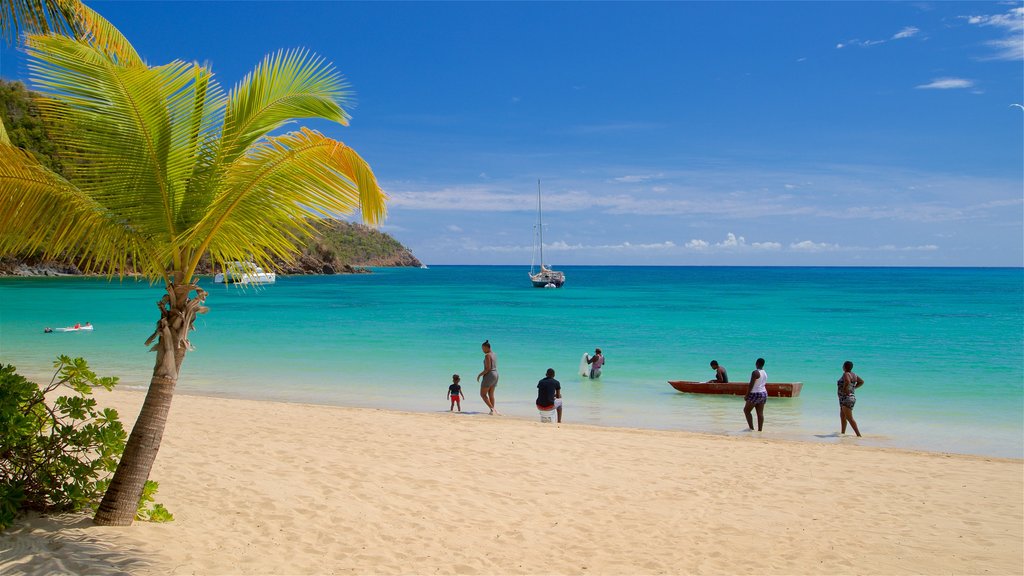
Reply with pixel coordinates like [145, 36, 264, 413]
[214, 261, 276, 284]
[54, 323, 93, 332]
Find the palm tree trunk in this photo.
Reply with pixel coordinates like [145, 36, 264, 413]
[94, 282, 207, 526]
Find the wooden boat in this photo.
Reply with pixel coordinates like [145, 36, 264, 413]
[668, 380, 803, 398]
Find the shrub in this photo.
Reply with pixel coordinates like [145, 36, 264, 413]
[0, 357, 172, 530]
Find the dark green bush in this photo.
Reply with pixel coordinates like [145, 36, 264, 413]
[0, 357, 127, 530]
[0, 357, 173, 530]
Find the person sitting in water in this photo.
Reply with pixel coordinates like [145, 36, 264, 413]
[536, 368, 562, 423]
[708, 360, 728, 383]
[586, 348, 605, 379]
[73, 323, 81, 329]
[43, 327, 53, 333]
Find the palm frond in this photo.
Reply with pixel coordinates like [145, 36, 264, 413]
[0, 116, 9, 145]
[0, 143, 165, 279]
[0, 0, 76, 44]
[26, 34, 200, 244]
[184, 128, 386, 278]
[219, 48, 351, 166]
[67, 0, 141, 64]
[0, 0, 139, 63]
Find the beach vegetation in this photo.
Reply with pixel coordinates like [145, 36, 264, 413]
[137, 480, 174, 523]
[0, 19, 387, 526]
[0, 357, 123, 531]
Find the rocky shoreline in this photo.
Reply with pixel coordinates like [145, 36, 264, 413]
[0, 221, 423, 277]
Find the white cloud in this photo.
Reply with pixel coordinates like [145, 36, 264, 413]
[684, 233, 781, 252]
[892, 26, 920, 39]
[790, 240, 840, 252]
[446, 224, 463, 233]
[878, 244, 939, 252]
[384, 166, 1020, 227]
[466, 240, 678, 253]
[837, 25, 918, 50]
[613, 173, 664, 183]
[916, 77, 975, 90]
[963, 7, 1024, 60]
[546, 240, 677, 252]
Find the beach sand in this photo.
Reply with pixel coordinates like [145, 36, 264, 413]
[1, 390, 1021, 575]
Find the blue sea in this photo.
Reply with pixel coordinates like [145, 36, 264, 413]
[1, 266, 1021, 458]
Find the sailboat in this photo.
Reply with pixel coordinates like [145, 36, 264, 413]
[529, 180, 565, 288]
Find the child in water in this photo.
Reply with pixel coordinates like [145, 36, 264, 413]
[448, 374, 464, 412]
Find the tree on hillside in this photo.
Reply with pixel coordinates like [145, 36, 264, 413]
[0, 33, 387, 525]
[0, 79, 69, 175]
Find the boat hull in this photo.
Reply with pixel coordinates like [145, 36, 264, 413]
[530, 269, 565, 288]
[531, 276, 565, 288]
[214, 272, 276, 284]
[668, 380, 803, 398]
[214, 262, 276, 284]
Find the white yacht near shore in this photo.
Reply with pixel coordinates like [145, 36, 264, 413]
[214, 262, 276, 284]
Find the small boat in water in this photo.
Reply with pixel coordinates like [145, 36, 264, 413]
[529, 180, 565, 288]
[668, 380, 803, 398]
[214, 261, 276, 284]
[55, 323, 93, 332]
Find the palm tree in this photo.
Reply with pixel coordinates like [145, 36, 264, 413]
[0, 33, 387, 525]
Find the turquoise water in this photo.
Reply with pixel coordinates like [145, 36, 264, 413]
[1, 266, 1021, 458]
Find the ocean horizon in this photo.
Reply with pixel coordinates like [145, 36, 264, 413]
[1, 265, 1021, 458]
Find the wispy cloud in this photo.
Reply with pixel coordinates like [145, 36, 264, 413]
[963, 6, 1024, 60]
[464, 240, 678, 253]
[916, 77, 975, 90]
[790, 240, 840, 252]
[613, 173, 664, 183]
[385, 165, 1021, 226]
[837, 25, 921, 49]
[892, 26, 920, 39]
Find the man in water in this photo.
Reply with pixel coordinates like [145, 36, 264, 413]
[586, 348, 605, 379]
[536, 368, 562, 423]
[708, 360, 728, 383]
[744, 358, 768, 431]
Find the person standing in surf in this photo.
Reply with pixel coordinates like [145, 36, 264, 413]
[838, 360, 864, 436]
[448, 374, 464, 412]
[586, 348, 605, 379]
[744, 358, 768, 431]
[477, 340, 499, 415]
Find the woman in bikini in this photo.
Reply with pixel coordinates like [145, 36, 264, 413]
[838, 360, 864, 436]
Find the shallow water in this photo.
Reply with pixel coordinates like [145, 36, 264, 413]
[1, 266, 1021, 457]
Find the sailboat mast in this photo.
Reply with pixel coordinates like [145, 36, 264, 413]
[537, 180, 544, 268]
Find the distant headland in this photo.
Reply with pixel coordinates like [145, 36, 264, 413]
[0, 220, 422, 277]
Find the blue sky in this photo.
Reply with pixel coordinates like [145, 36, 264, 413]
[2, 1, 1022, 266]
